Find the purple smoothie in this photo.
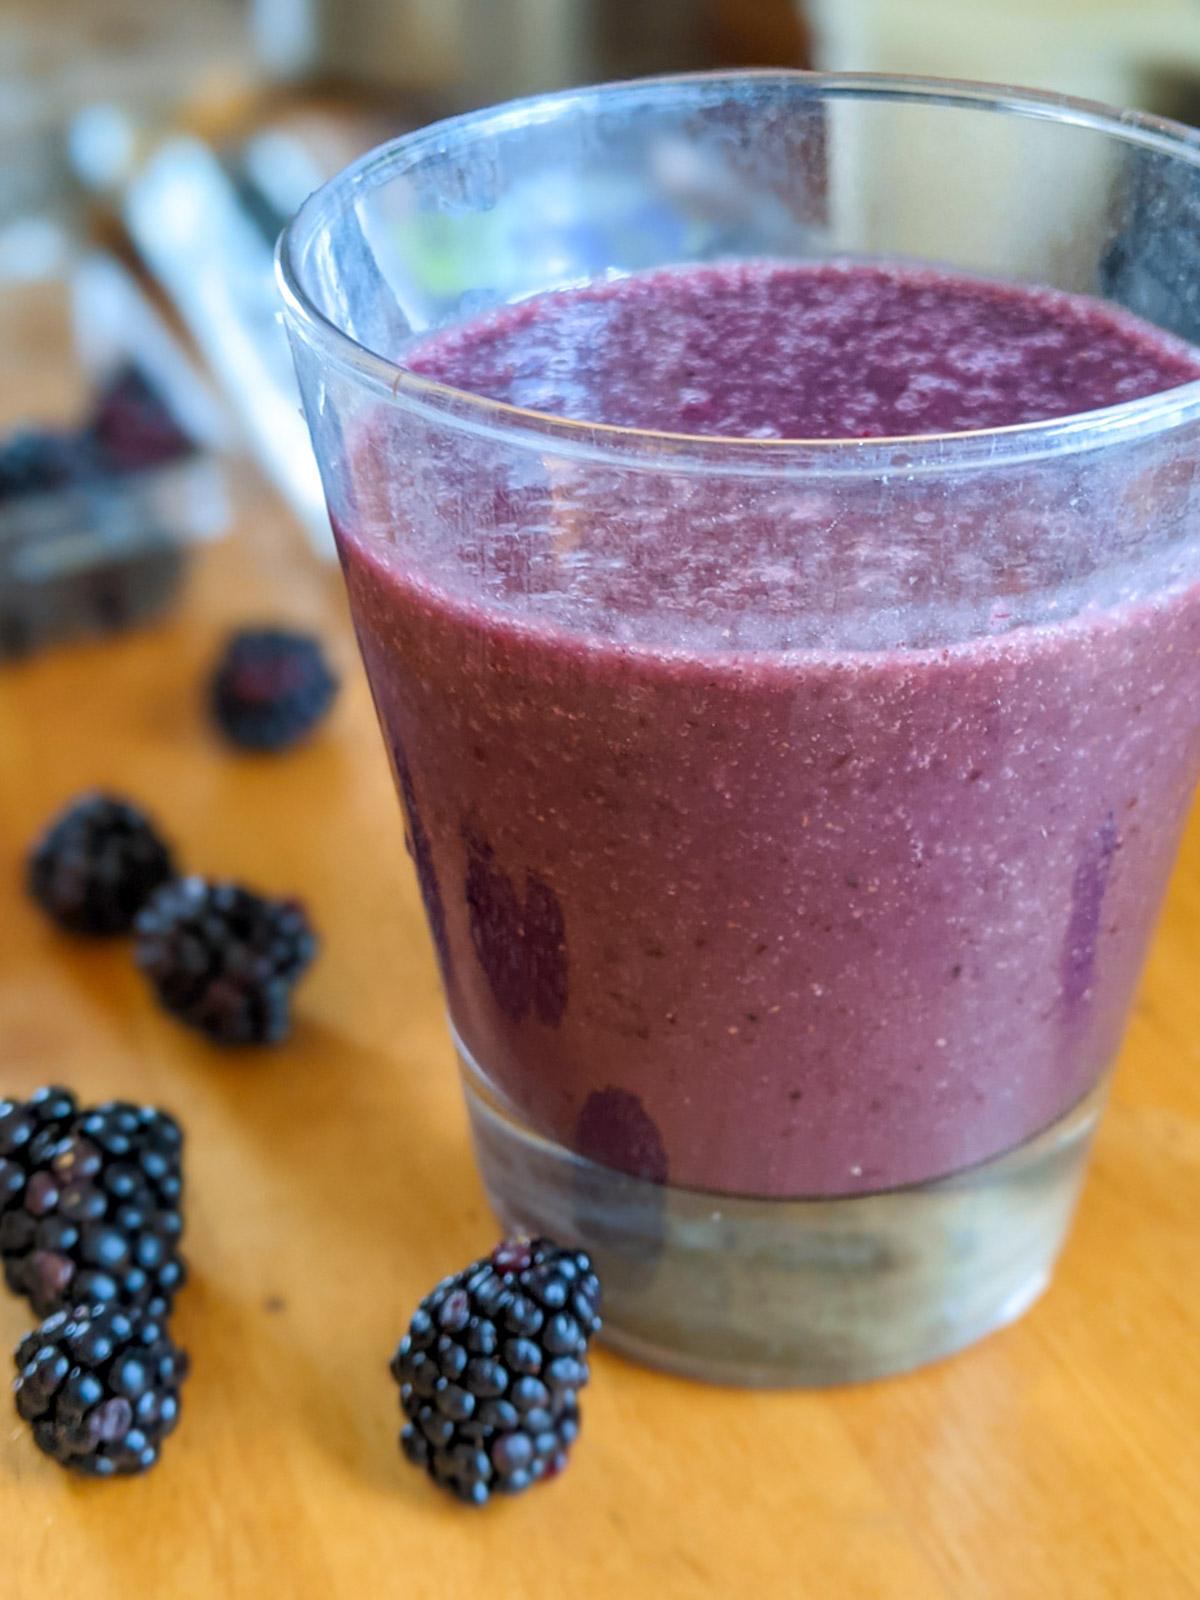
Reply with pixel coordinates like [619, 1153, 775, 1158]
[336, 262, 1200, 1198]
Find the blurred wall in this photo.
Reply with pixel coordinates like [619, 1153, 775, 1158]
[804, 0, 1200, 114]
[251, 0, 806, 102]
[802, 0, 1200, 288]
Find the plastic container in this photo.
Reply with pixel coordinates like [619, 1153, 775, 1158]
[0, 252, 230, 658]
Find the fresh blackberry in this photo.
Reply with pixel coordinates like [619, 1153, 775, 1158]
[14, 1303, 188, 1477]
[391, 1236, 601, 1505]
[0, 1087, 79, 1203]
[27, 791, 176, 936]
[210, 627, 338, 752]
[133, 876, 317, 1045]
[0, 1100, 184, 1320]
[0, 429, 83, 500]
[87, 365, 193, 474]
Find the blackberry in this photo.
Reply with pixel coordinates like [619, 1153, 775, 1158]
[391, 1236, 601, 1505]
[210, 628, 338, 752]
[0, 1087, 79, 1202]
[87, 365, 193, 474]
[133, 876, 317, 1045]
[0, 429, 83, 501]
[27, 791, 176, 936]
[0, 1100, 184, 1320]
[14, 1303, 188, 1477]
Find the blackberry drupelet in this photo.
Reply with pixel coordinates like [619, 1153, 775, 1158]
[14, 1303, 188, 1476]
[133, 876, 317, 1045]
[391, 1236, 601, 1505]
[0, 1100, 184, 1320]
[27, 791, 176, 936]
[0, 1087, 79, 1202]
[210, 627, 338, 752]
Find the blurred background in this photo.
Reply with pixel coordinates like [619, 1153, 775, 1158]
[3, 0, 1200, 645]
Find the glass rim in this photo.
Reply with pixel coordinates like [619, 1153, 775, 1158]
[277, 68, 1200, 476]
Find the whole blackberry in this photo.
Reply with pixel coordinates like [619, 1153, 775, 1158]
[133, 876, 317, 1046]
[0, 1100, 184, 1320]
[210, 627, 338, 752]
[391, 1236, 601, 1505]
[14, 1303, 188, 1477]
[27, 791, 176, 936]
[0, 429, 83, 501]
[88, 365, 193, 474]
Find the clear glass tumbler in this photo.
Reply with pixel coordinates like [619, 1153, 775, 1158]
[279, 73, 1200, 1384]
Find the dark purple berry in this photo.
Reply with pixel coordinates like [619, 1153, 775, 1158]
[391, 1237, 600, 1504]
[133, 876, 316, 1046]
[27, 792, 175, 937]
[210, 627, 338, 753]
[0, 429, 84, 500]
[13, 1304, 188, 1477]
[87, 366, 193, 474]
[0, 1098, 184, 1321]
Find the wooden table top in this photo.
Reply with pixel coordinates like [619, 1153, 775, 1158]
[0, 479, 1198, 1599]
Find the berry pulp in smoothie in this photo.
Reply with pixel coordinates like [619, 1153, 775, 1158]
[336, 262, 1200, 1198]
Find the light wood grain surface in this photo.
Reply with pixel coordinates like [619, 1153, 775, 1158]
[1, 470, 1198, 1599]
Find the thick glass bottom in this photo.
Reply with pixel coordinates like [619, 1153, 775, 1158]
[457, 1039, 1107, 1386]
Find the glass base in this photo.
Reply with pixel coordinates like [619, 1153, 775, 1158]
[458, 1041, 1107, 1386]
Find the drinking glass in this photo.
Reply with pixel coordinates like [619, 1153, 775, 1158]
[279, 72, 1200, 1383]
